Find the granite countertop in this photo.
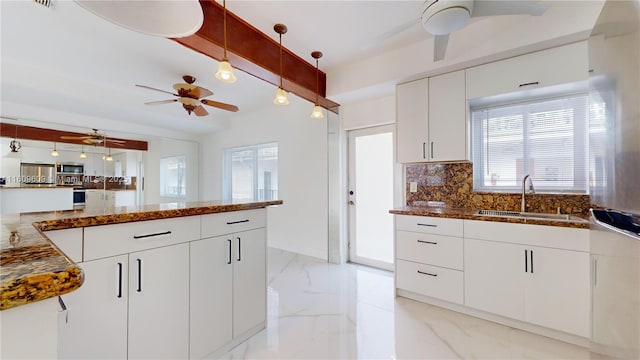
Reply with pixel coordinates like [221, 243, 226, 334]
[390, 206, 590, 229]
[0, 200, 283, 311]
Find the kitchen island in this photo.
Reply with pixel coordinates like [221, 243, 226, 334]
[0, 199, 282, 359]
[0, 185, 74, 214]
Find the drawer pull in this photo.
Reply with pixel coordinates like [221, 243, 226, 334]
[227, 219, 250, 225]
[133, 230, 172, 240]
[518, 81, 539, 87]
[417, 240, 438, 245]
[227, 239, 232, 264]
[417, 270, 438, 277]
[417, 223, 437, 227]
[237, 237, 242, 261]
[117, 262, 123, 298]
[136, 258, 142, 292]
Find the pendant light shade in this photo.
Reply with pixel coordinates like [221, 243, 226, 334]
[80, 145, 87, 159]
[310, 50, 325, 119]
[215, 0, 237, 84]
[103, 147, 113, 161]
[273, 23, 289, 106]
[51, 142, 59, 157]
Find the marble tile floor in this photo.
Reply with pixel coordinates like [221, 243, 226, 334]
[221, 248, 608, 360]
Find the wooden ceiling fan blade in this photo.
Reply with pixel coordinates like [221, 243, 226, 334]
[472, 0, 550, 17]
[60, 135, 91, 140]
[135, 84, 179, 97]
[193, 105, 209, 116]
[144, 99, 178, 105]
[106, 139, 126, 143]
[433, 34, 449, 62]
[194, 86, 213, 99]
[201, 99, 239, 112]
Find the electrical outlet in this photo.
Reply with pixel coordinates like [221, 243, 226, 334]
[410, 182, 418, 193]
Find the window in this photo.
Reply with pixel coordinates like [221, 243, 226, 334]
[160, 155, 186, 198]
[471, 94, 588, 193]
[223, 143, 278, 202]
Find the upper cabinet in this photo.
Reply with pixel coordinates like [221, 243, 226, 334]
[465, 41, 588, 100]
[396, 78, 429, 163]
[396, 70, 467, 163]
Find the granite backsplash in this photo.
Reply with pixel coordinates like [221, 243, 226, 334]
[405, 162, 591, 216]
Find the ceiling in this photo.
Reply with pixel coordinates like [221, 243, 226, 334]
[0, 0, 604, 142]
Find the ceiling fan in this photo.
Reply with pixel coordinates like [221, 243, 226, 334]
[60, 129, 126, 146]
[135, 75, 239, 116]
[374, 0, 550, 62]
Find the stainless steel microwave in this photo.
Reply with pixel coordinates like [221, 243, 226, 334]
[56, 163, 84, 174]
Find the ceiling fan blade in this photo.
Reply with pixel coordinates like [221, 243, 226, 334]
[193, 105, 209, 116]
[472, 0, 550, 17]
[106, 139, 126, 143]
[193, 86, 213, 99]
[201, 99, 239, 112]
[433, 34, 449, 62]
[135, 84, 179, 97]
[60, 135, 91, 140]
[144, 99, 178, 105]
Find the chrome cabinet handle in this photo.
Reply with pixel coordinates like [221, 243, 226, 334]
[417, 240, 438, 245]
[417, 270, 438, 277]
[227, 239, 232, 264]
[227, 219, 249, 225]
[136, 258, 142, 292]
[133, 230, 171, 240]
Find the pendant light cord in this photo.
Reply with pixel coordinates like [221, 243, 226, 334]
[315, 58, 319, 105]
[279, 34, 283, 88]
[222, 0, 228, 60]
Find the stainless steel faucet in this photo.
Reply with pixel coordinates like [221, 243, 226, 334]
[521, 174, 535, 213]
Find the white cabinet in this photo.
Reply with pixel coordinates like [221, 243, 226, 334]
[464, 221, 590, 337]
[396, 78, 429, 163]
[128, 243, 190, 359]
[114, 190, 136, 207]
[395, 215, 464, 304]
[58, 255, 129, 359]
[191, 211, 266, 358]
[466, 41, 588, 100]
[427, 70, 467, 161]
[396, 71, 467, 163]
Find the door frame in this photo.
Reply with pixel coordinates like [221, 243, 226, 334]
[347, 124, 397, 270]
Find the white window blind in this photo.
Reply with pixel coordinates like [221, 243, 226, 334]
[471, 95, 589, 193]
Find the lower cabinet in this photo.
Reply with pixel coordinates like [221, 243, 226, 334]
[190, 228, 266, 359]
[58, 243, 189, 359]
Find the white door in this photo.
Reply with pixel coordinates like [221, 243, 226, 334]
[58, 255, 128, 359]
[128, 243, 190, 359]
[348, 125, 395, 270]
[190, 235, 233, 358]
[233, 228, 266, 338]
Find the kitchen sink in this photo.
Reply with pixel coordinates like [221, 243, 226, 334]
[475, 209, 588, 222]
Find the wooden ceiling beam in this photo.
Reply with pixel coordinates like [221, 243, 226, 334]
[172, 0, 340, 113]
[0, 124, 148, 151]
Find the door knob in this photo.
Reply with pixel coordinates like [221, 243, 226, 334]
[349, 200, 355, 205]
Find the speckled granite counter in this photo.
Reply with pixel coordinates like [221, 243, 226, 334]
[390, 206, 590, 229]
[0, 200, 283, 310]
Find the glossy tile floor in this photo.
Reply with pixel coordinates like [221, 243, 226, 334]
[222, 248, 605, 359]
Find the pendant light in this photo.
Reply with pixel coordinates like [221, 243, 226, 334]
[80, 145, 87, 159]
[9, 125, 21, 153]
[310, 51, 325, 119]
[273, 23, 289, 106]
[51, 142, 59, 157]
[102, 147, 113, 162]
[215, 0, 237, 83]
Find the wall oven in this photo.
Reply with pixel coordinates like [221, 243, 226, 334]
[73, 188, 86, 209]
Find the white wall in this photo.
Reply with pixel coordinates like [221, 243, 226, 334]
[200, 95, 329, 260]
[145, 138, 199, 204]
[340, 95, 395, 130]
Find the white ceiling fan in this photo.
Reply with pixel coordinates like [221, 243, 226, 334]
[372, 0, 551, 62]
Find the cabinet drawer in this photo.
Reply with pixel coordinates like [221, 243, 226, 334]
[396, 260, 463, 304]
[395, 215, 463, 237]
[201, 209, 266, 238]
[84, 216, 200, 261]
[396, 231, 463, 270]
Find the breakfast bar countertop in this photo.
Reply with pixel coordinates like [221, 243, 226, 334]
[390, 206, 590, 229]
[0, 200, 283, 311]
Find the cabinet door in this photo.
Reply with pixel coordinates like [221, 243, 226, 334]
[58, 255, 128, 359]
[428, 70, 467, 161]
[464, 238, 526, 320]
[233, 228, 266, 338]
[525, 246, 590, 337]
[128, 243, 189, 359]
[396, 78, 429, 163]
[190, 236, 233, 359]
